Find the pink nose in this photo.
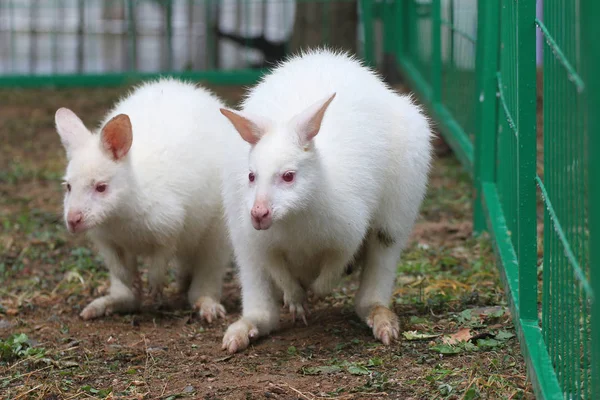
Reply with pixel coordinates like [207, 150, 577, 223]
[250, 203, 272, 229]
[67, 211, 84, 231]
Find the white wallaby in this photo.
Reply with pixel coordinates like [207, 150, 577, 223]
[220, 49, 433, 353]
[55, 78, 234, 322]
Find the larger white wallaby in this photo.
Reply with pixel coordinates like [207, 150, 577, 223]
[220, 49, 433, 353]
[55, 79, 234, 322]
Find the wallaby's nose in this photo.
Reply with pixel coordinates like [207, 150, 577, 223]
[250, 203, 272, 230]
[67, 211, 84, 232]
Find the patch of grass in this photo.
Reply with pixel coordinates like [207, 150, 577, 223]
[299, 357, 383, 377]
[395, 235, 501, 311]
[0, 333, 46, 362]
[351, 371, 390, 393]
[0, 161, 62, 185]
[81, 385, 113, 398]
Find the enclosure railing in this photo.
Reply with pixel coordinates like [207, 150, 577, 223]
[380, 0, 599, 399]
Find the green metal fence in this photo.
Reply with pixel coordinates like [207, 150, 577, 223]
[385, 0, 598, 398]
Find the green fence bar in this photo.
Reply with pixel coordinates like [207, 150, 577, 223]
[430, 0, 441, 104]
[515, 0, 537, 323]
[360, 0, 375, 66]
[583, 0, 600, 396]
[394, 0, 473, 171]
[393, 0, 593, 397]
[473, 0, 499, 234]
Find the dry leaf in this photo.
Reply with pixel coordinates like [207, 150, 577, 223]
[442, 328, 472, 345]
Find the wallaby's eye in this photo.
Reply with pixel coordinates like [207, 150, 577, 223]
[282, 171, 295, 183]
[95, 183, 107, 193]
[63, 182, 71, 192]
[248, 172, 255, 183]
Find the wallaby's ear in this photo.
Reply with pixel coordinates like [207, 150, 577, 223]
[100, 114, 133, 161]
[291, 93, 336, 143]
[220, 108, 267, 145]
[55, 108, 92, 157]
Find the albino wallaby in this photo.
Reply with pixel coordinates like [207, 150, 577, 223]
[219, 49, 432, 353]
[55, 78, 235, 322]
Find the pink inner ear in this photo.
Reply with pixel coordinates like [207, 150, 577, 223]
[101, 114, 133, 161]
[220, 108, 261, 145]
[297, 92, 337, 142]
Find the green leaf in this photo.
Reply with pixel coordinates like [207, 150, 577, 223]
[347, 365, 370, 375]
[367, 357, 383, 367]
[476, 338, 501, 349]
[463, 387, 480, 400]
[462, 342, 479, 352]
[0, 333, 45, 362]
[409, 316, 430, 324]
[438, 383, 453, 396]
[430, 344, 462, 355]
[487, 307, 506, 319]
[458, 309, 472, 324]
[494, 330, 515, 341]
[287, 346, 297, 355]
[300, 365, 342, 375]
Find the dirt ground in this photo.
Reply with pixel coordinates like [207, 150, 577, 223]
[0, 84, 533, 399]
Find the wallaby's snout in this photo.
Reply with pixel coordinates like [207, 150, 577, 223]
[251, 200, 272, 230]
[67, 210, 84, 233]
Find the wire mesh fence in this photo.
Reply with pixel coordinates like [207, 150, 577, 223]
[538, 1, 592, 397]
[392, 0, 598, 398]
[440, 0, 476, 143]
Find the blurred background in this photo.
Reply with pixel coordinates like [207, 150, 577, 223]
[0, 0, 365, 75]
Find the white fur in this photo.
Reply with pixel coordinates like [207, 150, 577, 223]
[56, 78, 235, 322]
[221, 49, 433, 352]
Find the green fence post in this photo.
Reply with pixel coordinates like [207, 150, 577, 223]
[360, 0, 376, 67]
[431, 0, 441, 104]
[394, 0, 406, 60]
[448, 0, 454, 65]
[382, 0, 395, 56]
[473, 0, 499, 234]
[516, 0, 537, 322]
[583, 0, 600, 396]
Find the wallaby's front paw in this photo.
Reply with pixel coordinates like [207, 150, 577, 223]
[222, 319, 259, 354]
[80, 297, 110, 320]
[80, 296, 140, 320]
[193, 296, 226, 323]
[366, 305, 400, 345]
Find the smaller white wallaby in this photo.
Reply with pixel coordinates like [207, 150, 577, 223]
[220, 49, 432, 353]
[55, 78, 234, 322]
